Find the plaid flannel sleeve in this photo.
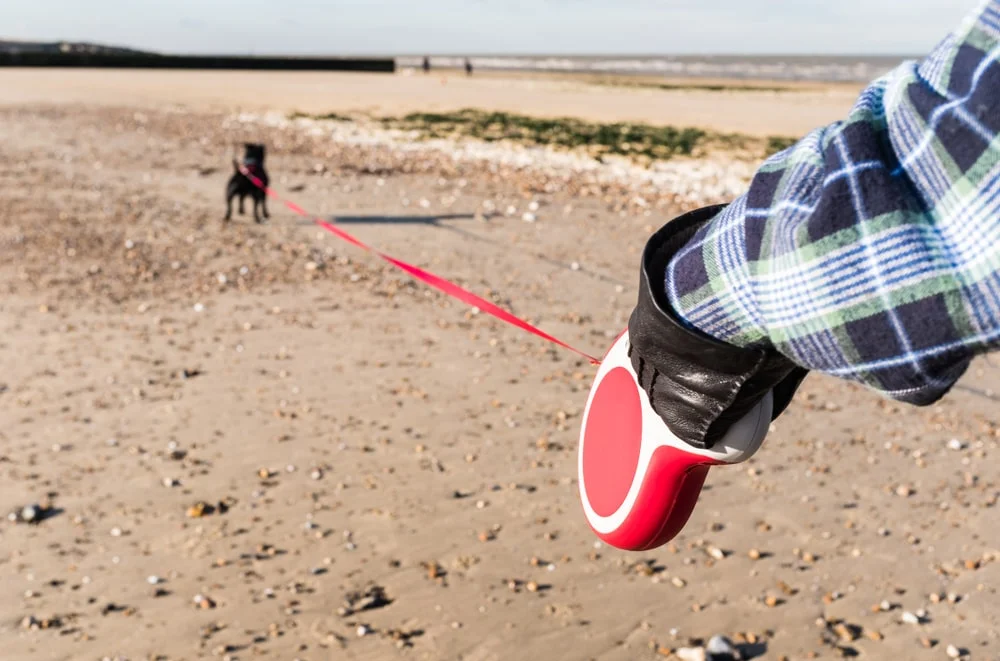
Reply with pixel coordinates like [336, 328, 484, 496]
[665, 0, 1000, 405]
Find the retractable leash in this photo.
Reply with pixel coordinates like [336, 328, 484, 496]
[577, 331, 772, 551]
[238, 166, 770, 551]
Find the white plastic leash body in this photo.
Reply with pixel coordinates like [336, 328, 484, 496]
[578, 331, 772, 550]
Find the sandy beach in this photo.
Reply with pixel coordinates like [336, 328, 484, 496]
[0, 70, 998, 661]
[0, 68, 862, 137]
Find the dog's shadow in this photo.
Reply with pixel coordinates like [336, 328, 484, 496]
[295, 213, 481, 228]
[291, 212, 626, 286]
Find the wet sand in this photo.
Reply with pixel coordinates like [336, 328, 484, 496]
[0, 68, 861, 137]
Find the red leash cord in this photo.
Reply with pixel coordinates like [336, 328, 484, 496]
[239, 166, 601, 365]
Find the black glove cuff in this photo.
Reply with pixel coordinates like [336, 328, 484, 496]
[628, 205, 796, 449]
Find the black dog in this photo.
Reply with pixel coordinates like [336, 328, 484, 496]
[225, 143, 270, 223]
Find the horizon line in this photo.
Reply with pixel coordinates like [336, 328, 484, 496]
[0, 37, 924, 60]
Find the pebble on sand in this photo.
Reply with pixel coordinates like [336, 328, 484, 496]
[675, 647, 706, 661]
[706, 546, 728, 561]
[705, 635, 740, 660]
[187, 502, 209, 518]
[192, 594, 216, 609]
[21, 615, 61, 630]
[8, 503, 51, 525]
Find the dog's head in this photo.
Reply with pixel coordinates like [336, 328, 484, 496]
[243, 143, 266, 165]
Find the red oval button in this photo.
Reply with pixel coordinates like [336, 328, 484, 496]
[582, 367, 643, 517]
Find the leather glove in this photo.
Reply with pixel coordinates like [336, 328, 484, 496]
[628, 205, 808, 450]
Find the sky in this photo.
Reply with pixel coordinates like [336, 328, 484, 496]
[0, 0, 983, 56]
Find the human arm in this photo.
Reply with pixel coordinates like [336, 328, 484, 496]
[664, 0, 1000, 406]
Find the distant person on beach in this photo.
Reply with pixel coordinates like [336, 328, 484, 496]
[422, 57, 431, 74]
[465, 58, 473, 76]
[623, 0, 1000, 452]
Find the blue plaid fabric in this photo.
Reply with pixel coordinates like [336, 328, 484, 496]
[666, 0, 1000, 404]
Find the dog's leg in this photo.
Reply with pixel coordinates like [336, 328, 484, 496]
[253, 197, 263, 224]
[239, 195, 246, 216]
[262, 197, 271, 219]
[225, 194, 233, 221]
